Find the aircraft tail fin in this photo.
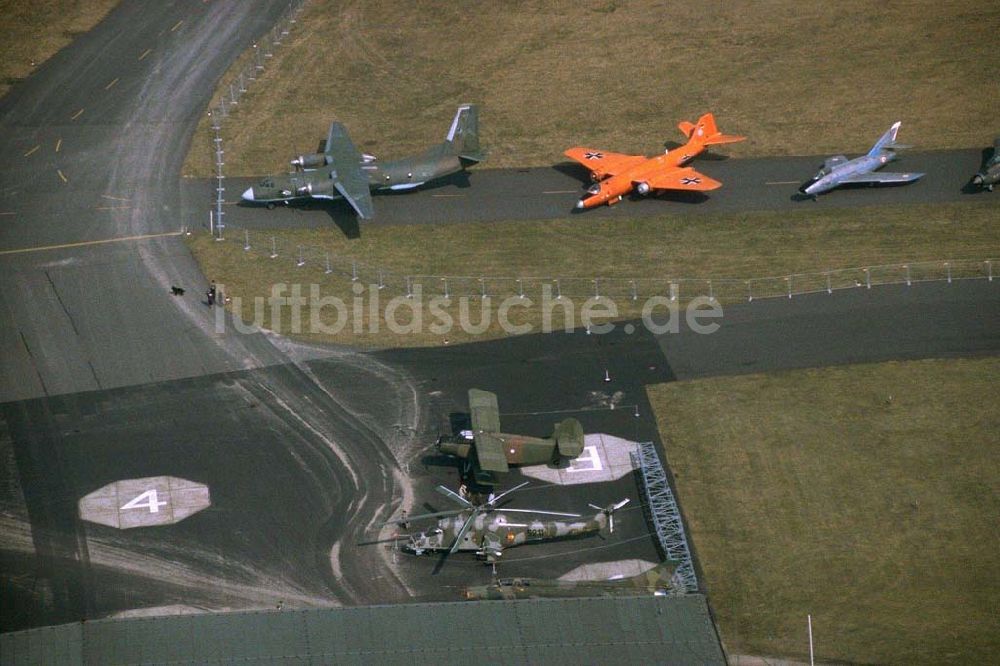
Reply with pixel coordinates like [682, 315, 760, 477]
[553, 418, 584, 459]
[445, 104, 485, 165]
[867, 121, 905, 156]
[679, 112, 745, 146]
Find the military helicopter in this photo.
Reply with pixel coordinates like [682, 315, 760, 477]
[385, 481, 629, 564]
[464, 561, 679, 601]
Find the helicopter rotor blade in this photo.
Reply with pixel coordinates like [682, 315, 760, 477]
[382, 508, 464, 526]
[588, 503, 602, 512]
[613, 498, 631, 511]
[435, 484, 474, 508]
[488, 481, 530, 506]
[497, 508, 581, 517]
[449, 511, 479, 554]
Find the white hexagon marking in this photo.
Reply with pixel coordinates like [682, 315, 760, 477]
[78, 476, 211, 529]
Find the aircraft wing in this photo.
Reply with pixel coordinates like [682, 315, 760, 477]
[473, 432, 510, 473]
[564, 147, 647, 179]
[468, 389, 501, 433]
[642, 167, 722, 191]
[839, 171, 924, 185]
[326, 122, 375, 219]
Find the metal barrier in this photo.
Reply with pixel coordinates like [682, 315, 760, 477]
[633, 441, 698, 593]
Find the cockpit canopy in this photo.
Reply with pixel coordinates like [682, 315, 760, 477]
[586, 183, 601, 195]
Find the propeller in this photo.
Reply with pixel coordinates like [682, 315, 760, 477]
[588, 498, 631, 534]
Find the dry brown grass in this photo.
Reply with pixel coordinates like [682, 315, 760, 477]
[184, 0, 1000, 177]
[188, 201, 1000, 348]
[0, 0, 119, 99]
[648, 358, 1000, 664]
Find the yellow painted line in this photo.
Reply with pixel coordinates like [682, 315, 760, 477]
[23, 145, 40, 157]
[543, 190, 577, 194]
[70, 108, 84, 120]
[0, 231, 184, 256]
[57, 169, 68, 183]
[105, 77, 120, 90]
[55, 138, 62, 153]
[765, 180, 800, 185]
[101, 194, 130, 201]
[138, 48, 152, 61]
[96, 205, 132, 210]
[170, 20, 184, 32]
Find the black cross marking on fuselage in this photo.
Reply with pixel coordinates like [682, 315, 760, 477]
[584, 152, 604, 160]
[680, 177, 701, 185]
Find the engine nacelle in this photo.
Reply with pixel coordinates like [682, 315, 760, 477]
[295, 180, 335, 197]
[636, 182, 650, 195]
[291, 153, 328, 170]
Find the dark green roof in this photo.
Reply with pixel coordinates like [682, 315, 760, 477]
[1, 595, 725, 665]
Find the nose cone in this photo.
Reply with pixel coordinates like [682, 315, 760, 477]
[802, 179, 825, 196]
[241, 187, 254, 202]
[575, 199, 585, 209]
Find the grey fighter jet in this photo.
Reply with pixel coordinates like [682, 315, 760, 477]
[971, 138, 1000, 192]
[800, 121, 923, 198]
[241, 104, 484, 218]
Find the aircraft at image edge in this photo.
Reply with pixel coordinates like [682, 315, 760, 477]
[971, 137, 1000, 192]
[564, 112, 745, 209]
[241, 104, 484, 218]
[799, 121, 924, 198]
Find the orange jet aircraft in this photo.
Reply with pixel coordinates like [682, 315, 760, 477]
[564, 113, 745, 209]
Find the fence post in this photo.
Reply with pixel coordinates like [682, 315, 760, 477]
[826, 272, 832, 294]
[351, 261, 357, 281]
[669, 282, 678, 302]
[443, 277, 449, 299]
[904, 264, 911, 286]
[945, 261, 951, 283]
[377, 269, 385, 290]
[746, 280, 753, 302]
[406, 276, 413, 298]
[630, 280, 637, 301]
[707, 279, 714, 302]
[865, 267, 871, 289]
[270, 236, 277, 259]
[555, 279, 562, 300]
[517, 278, 524, 299]
[296, 246, 305, 267]
[243, 229, 250, 252]
[325, 254, 332, 274]
[786, 276, 792, 299]
[988, 260, 993, 282]
[594, 278, 600, 300]
[480, 277, 486, 300]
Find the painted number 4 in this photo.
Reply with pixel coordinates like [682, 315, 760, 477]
[120, 489, 168, 514]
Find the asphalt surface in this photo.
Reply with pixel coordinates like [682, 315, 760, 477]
[183, 148, 994, 231]
[1, 0, 998, 635]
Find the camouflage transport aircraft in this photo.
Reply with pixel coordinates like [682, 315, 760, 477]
[564, 112, 745, 209]
[799, 121, 923, 198]
[436, 389, 585, 487]
[385, 482, 630, 564]
[464, 561, 678, 600]
[240, 104, 484, 218]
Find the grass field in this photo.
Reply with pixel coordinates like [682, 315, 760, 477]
[187, 201, 999, 348]
[183, 0, 1000, 177]
[0, 0, 119, 99]
[648, 358, 1000, 664]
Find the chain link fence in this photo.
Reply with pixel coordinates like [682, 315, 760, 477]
[218, 228, 995, 305]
